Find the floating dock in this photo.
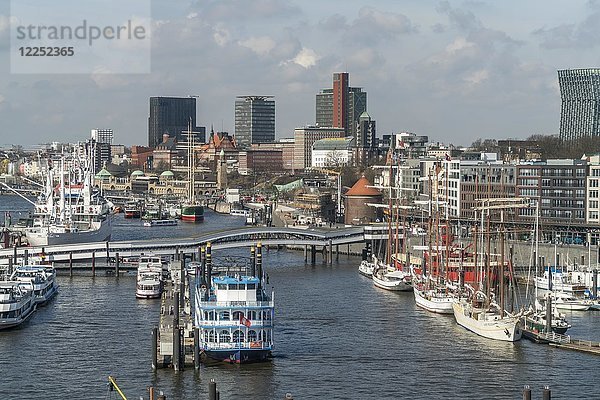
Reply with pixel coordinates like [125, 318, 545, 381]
[522, 329, 600, 355]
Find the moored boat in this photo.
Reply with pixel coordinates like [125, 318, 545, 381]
[181, 204, 204, 222]
[143, 219, 178, 227]
[358, 260, 376, 277]
[10, 265, 58, 305]
[372, 265, 412, 291]
[550, 291, 592, 311]
[413, 283, 455, 314]
[135, 255, 163, 299]
[452, 297, 523, 342]
[0, 281, 36, 330]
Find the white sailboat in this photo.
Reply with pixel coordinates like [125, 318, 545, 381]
[452, 198, 526, 342]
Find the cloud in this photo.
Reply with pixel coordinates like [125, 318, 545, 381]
[238, 36, 276, 56]
[192, 0, 301, 21]
[284, 47, 319, 69]
[532, 6, 600, 49]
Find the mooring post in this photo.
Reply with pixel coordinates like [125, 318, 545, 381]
[335, 244, 339, 261]
[303, 245, 307, 262]
[8, 256, 13, 276]
[69, 251, 73, 277]
[206, 243, 212, 285]
[24, 249, 28, 265]
[209, 379, 217, 400]
[327, 240, 333, 264]
[200, 246, 206, 286]
[179, 260, 185, 314]
[106, 241, 110, 265]
[115, 252, 120, 276]
[91, 251, 96, 277]
[257, 242, 263, 286]
[152, 327, 158, 371]
[173, 293, 180, 371]
[522, 385, 531, 400]
[310, 245, 316, 264]
[194, 327, 200, 370]
[542, 385, 551, 400]
[176, 246, 180, 260]
[546, 294, 552, 333]
[13, 244, 18, 267]
[593, 269, 598, 299]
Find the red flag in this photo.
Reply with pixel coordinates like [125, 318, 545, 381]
[240, 315, 251, 327]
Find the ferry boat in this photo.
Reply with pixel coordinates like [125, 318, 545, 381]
[143, 219, 178, 227]
[135, 266, 163, 299]
[230, 209, 250, 217]
[0, 281, 36, 330]
[195, 274, 274, 364]
[124, 202, 141, 219]
[10, 265, 59, 305]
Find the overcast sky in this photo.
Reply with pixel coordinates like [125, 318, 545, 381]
[1, 0, 599, 147]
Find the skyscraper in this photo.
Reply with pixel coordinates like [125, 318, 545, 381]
[91, 129, 114, 145]
[148, 96, 202, 148]
[315, 73, 366, 139]
[333, 72, 349, 130]
[234, 96, 275, 148]
[558, 68, 600, 141]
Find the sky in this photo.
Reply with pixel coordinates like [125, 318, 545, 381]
[1, 0, 600, 147]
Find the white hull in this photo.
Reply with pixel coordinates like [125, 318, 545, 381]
[372, 270, 412, 292]
[358, 261, 375, 277]
[554, 302, 591, 311]
[413, 288, 454, 314]
[25, 217, 112, 247]
[452, 300, 522, 342]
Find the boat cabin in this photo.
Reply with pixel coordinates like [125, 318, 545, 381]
[213, 276, 260, 303]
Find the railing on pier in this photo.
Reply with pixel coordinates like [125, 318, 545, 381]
[541, 331, 571, 344]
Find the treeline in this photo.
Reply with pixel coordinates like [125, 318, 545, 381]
[470, 134, 600, 160]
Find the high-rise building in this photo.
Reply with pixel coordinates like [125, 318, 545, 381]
[354, 111, 376, 165]
[234, 96, 275, 148]
[315, 73, 366, 140]
[91, 129, 114, 145]
[293, 126, 345, 170]
[558, 68, 600, 141]
[148, 96, 203, 148]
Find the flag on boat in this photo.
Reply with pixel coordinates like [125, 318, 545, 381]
[240, 315, 251, 327]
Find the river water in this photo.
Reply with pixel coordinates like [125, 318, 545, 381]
[1, 195, 599, 399]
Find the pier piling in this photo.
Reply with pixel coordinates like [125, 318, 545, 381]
[251, 246, 256, 276]
[593, 270, 598, 299]
[24, 249, 28, 265]
[257, 243, 263, 285]
[542, 386, 551, 400]
[173, 293, 180, 371]
[310, 245, 316, 264]
[69, 252, 73, 277]
[179, 261, 185, 314]
[92, 251, 96, 277]
[327, 240, 333, 264]
[522, 385, 531, 400]
[152, 327, 158, 371]
[194, 327, 200, 370]
[13, 245, 17, 267]
[303, 245, 307, 262]
[209, 379, 217, 400]
[8, 255, 13, 276]
[115, 252, 120, 276]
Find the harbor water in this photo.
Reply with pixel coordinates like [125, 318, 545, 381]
[1, 195, 600, 399]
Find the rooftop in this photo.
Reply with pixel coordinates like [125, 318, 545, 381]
[345, 176, 382, 197]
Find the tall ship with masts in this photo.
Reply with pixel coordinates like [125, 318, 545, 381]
[181, 121, 204, 222]
[452, 197, 526, 342]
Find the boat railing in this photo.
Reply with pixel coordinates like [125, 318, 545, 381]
[199, 320, 272, 327]
[198, 300, 274, 308]
[204, 341, 272, 350]
[541, 331, 571, 344]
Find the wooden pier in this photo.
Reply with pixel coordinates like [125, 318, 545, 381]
[522, 329, 600, 355]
